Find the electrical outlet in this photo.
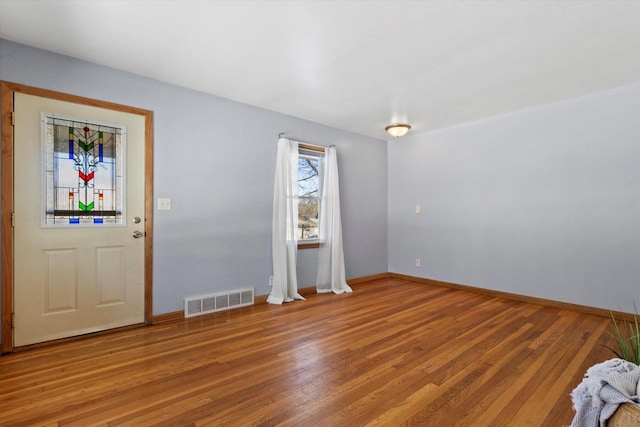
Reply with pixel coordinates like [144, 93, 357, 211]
[415, 205, 421, 214]
[268, 275, 274, 287]
[415, 258, 421, 267]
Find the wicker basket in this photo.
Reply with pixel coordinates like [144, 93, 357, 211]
[608, 403, 640, 427]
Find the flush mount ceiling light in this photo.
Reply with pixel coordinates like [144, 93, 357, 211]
[385, 123, 411, 138]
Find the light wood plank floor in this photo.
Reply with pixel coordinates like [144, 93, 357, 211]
[0, 278, 616, 426]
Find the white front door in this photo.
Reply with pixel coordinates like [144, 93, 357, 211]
[13, 92, 146, 347]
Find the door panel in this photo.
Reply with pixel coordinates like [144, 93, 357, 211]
[43, 248, 78, 312]
[96, 246, 126, 305]
[13, 92, 145, 347]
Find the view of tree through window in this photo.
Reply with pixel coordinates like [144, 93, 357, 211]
[298, 153, 322, 240]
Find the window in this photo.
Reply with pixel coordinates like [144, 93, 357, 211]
[298, 144, 324, 247]
[43, 114, 124, 227]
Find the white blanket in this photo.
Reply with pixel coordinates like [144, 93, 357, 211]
[570, 358, 640, 427]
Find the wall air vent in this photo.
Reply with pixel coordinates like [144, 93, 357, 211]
[184, 288, 254, 318]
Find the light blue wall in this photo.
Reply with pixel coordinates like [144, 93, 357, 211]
[0, 39, 389, 328]
[388, 83, 640, 313]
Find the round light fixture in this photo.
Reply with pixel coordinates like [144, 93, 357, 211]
[385, 123, 411, 138]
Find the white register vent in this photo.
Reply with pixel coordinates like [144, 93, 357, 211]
[184, 288, 254, 318]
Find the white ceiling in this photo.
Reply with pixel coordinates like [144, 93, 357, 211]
[1, 0, 639, 140]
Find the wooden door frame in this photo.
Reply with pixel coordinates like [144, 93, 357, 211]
[1, 81, 154, 353]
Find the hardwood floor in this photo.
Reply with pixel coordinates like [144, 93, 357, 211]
[0, 278, 617, 426]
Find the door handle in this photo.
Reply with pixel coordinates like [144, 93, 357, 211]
[132, 230, 143, 238]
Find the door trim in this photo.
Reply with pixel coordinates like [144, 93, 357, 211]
[1, 81, 154, 353]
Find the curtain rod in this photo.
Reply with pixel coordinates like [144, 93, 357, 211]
[278, 133, 334, 149]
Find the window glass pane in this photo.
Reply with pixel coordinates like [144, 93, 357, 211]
[43, 115, 124, 226]
[298, 156, 319, 197]
[298, 154, 322, 241]
[298, 198, 319, 240]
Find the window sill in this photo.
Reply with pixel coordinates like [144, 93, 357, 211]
[298, 241, 320, 249]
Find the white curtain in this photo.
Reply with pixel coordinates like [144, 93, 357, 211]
[268, 138, 305, 304]
[316, 146, 352, 295]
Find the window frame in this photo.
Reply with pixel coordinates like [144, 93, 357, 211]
[297, 143, 324, 249]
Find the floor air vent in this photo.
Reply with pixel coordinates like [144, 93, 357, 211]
[184, 288, 254, 318]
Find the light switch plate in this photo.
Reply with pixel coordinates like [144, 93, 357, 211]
[158, 198, 172, 211]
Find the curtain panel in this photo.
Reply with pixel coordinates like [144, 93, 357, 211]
[316, 146, 352, 295]
[268, 138, 305, 304]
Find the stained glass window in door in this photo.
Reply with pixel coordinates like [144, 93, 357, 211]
[43, 115, 125, 226]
